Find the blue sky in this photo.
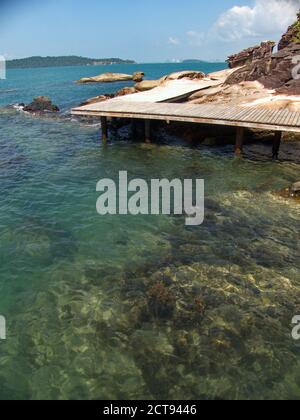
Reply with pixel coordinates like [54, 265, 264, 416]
[0, 0, 299, 62]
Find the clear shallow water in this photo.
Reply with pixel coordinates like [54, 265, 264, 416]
[0, 63, 300, 400]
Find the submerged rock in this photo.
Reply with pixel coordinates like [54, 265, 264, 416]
[23, 96, 60, 113]
[146, 282, 176, 319]
[290, 181, 300, 197]
[202, 137, 218, 146]
[275, 181, 300, 200]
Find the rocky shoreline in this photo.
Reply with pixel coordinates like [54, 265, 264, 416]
[22, 13, 300, 120]
[77, 13, 300, 110]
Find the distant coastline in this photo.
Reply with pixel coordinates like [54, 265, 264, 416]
[6, 56, 136, 69]
[181, 59, 224, 64]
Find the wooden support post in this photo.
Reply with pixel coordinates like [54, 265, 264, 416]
[131, 119, 137, 139]
[145, 120, 151, 143]
[110, 117, 118, 133]
[101, 117, 108, 143]
[235, 127, 244, 156]
[272, 131, 282, 160]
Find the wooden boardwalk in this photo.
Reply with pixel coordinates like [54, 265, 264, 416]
[72, 100, 300, 133]
[72, 88, 300, 157]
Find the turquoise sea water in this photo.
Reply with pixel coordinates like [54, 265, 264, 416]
[0, 63, 300, 400]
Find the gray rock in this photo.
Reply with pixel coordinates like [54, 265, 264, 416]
[23, 96, 59, 113]
[290, 181, 300, 197]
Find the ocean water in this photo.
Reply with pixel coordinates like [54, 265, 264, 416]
[0, 63, 300, 400]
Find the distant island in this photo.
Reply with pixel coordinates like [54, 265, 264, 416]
[181, 59, 208, 63]
[6, 56, 136, 69]
[181, 59, 225, 64]
[165, 59, 226, 64]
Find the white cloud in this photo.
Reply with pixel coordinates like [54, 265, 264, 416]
[213, 0, 299, 41]
[187, 0, 299, 45]
[186, 30, 205, 46]
[168, 36, 180, 46]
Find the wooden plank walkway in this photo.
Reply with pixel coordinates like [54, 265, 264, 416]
[111, 79, 224, 103]
[72, 100, 300, 133]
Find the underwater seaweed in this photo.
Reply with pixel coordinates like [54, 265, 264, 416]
[147, 282, 177, 319]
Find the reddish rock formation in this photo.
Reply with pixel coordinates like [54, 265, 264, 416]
[226, 42, 275, 85]
[226, 11, 300, 94]
[278, 12, 300, 50]
[24, 96, 59, 113]
[227, 42, 276, 69]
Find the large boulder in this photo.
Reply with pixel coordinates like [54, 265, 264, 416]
[226, 41, 276, 85]
[159, 70, 205, 84]
[272, 43, 300, 95]
[23, 96, 59, 113]
[115, 87, 137, 97]
[132, 72, 145, 82]
[188, 81, 269, 105]
[135, 80, 160, 91]
[79, 94, 114, 106]
[134, 71, 206, 92]
[77, 71, 144, 84]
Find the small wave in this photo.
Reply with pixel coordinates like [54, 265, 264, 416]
[13, 104, 25, 112]
[2, 103, 110, 128]
[0, 88, 18, 94]
[0, 104, 21, 115]
[63, 111, 102, 127]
